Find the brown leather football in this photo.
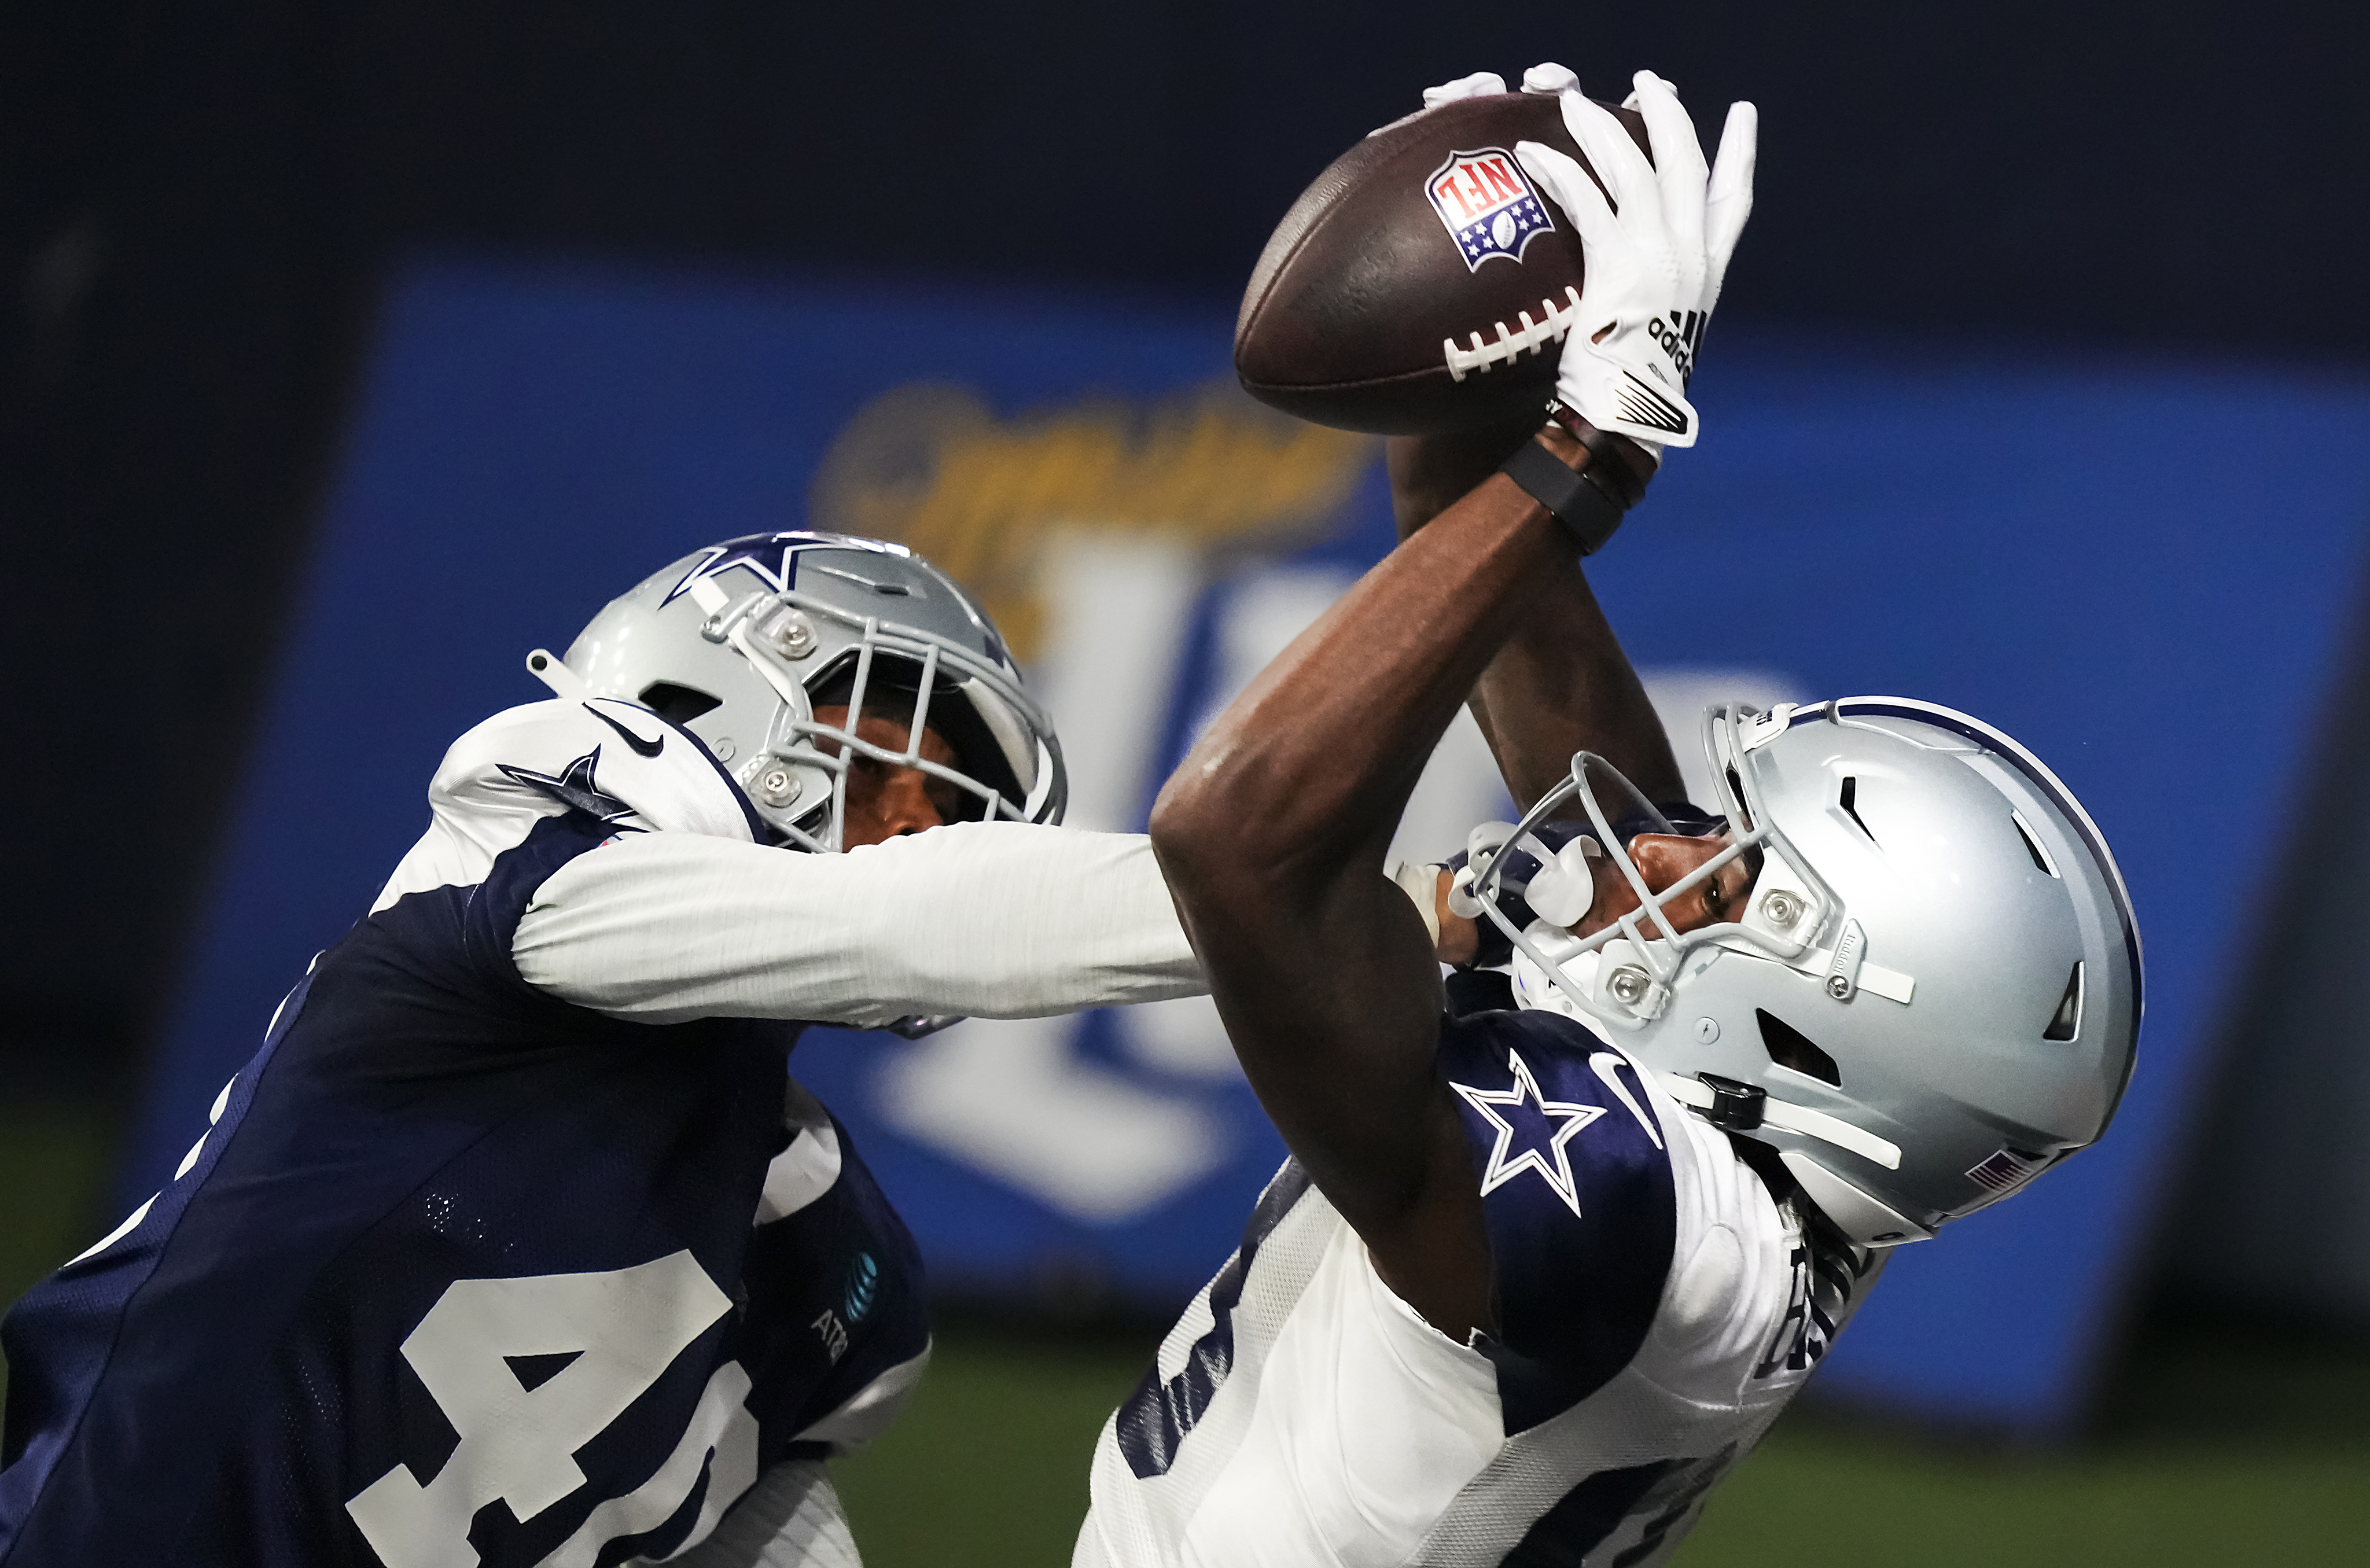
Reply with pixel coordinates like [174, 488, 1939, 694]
[1234, 93, 1648, 435]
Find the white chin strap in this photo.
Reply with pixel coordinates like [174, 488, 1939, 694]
[1654, 1072, 1901, 1171]
[1659, 1069, 1931, 1247]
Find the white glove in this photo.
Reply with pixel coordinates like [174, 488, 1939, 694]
[1417, 62, 1574, 108]
[1512, 68, 1757, 452]
[1420, 70, 1506, 108]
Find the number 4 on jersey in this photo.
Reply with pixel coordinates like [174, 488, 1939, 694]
[346, 1251, 736, 1568]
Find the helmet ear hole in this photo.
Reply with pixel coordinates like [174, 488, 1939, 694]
[637, 681, 723, 726]
[1756, 1008, 1841, 1087]
[2042, 961, 2083, 1041]
[1837, 775, 1878, 844]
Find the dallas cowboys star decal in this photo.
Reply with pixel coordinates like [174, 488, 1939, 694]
[661, 531, 913, 605]
[496, 747, 642, 828]
[1451, 1047, 1607, 1217]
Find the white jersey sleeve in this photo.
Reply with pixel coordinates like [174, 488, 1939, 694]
[371, 695, 1202, 1029]
[669, 1459, 862, 1568]
[513, 825, 1201, 1026]
[372, 697, 770, 912]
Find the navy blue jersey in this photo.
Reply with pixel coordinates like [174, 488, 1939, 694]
[0, 709, 927, 1567]
[1435, 1008, 1680, 1434]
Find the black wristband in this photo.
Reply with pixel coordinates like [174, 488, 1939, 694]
[1499, 437, 1626, 555]
[1546, 404, 1653, 510]
[1572, 425, 1649, 510]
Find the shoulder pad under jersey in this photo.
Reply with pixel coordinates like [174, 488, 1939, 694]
[374, 698, 764, 911]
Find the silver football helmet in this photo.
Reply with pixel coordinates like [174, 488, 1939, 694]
[531, 531, 1064, 851]
[1464, 698, 2140, 1247]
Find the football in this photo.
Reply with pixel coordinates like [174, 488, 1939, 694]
[1234, 92, 1648, 435]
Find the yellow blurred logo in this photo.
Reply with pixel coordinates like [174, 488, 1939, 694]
[809, 382, 1374, 661]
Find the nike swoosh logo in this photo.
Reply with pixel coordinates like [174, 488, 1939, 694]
[584, 702, 664, 758]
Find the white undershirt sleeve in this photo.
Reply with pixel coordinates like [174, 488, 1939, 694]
[510, 822, 1204, 1027]
[668, 1459, 859, 1568]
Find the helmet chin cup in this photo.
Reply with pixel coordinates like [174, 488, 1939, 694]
[1510, 929, 1669, 1026]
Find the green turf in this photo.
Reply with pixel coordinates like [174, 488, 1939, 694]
[1679, 1416, 2370, 1566]
[0, 1103, 114, 1411]
[833, 1326, 1150, 1566]
[831, 1311, 2370, 1568]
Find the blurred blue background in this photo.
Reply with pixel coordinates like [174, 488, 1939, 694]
[121, 256, 2370, 1436]
[7, 3, 2370, 1561]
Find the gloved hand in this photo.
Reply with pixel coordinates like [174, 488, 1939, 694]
[1512, 67, 1757, 453]
[1414, 62, 1583, 106]
[1419, 69, 1507, 108]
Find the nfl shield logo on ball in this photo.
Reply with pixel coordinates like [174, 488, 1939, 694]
[1424, 146, 1555, 271]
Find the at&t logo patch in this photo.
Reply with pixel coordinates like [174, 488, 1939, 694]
[1425, 147, 1555, 270]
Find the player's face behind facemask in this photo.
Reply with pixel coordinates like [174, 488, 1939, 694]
[805, 701, 963, 846]
[786, 655, 1024, 848]
[1551, 829, 1763, 941]
[558, 531, 1067, 854]
[1456, 761, 1764, 952]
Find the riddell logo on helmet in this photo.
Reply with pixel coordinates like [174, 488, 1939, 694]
[1424, 148, 1556, 271]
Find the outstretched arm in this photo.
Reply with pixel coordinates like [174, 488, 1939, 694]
[1393, 61, 1756, 816]
[1388, 412, 1680, 811]
[1154, 68, 1754, 1338]
[1151, 430, 1596, 1337]
[513, 823, 1202, 1027]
